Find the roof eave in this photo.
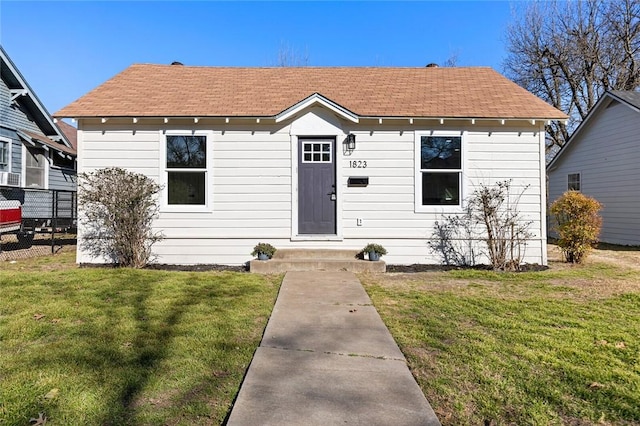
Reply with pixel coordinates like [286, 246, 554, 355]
[0, 46, 73, 150]
[59, 114, 568, 123]
[608, 91, 640, 113]
[16, 129, 77, 157]
[547, 92, 626, 170]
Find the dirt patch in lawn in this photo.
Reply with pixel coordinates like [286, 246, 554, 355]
[547, 241, 640, 270]
[0, 234, 76, 262]
[370, 244, 640, 299]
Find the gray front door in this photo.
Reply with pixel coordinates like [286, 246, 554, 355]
[298, 138, 336, 234]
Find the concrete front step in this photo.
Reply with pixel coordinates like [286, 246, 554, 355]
[250, 258, 386, 273]
[273, 249, 360, 260]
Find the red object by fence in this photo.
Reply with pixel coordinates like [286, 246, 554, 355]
[0, 200, 22, 231]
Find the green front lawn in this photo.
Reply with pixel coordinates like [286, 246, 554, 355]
[361, 261, 640, 426]
[0, 251, 281, 425]
[4, 247, 639, 425]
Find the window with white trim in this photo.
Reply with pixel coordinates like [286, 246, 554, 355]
[0, 140, 8, 171]
[166, 135, 207, 205]
[25, 147, 46, 188]
[568, 173, 580, 191]
[418, 134, 462, 206]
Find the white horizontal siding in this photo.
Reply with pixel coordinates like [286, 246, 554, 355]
[80, 128, 161, 179]
[548, 101, 640, 245]
[77, 118, 547, 265]
[340, 128, 545, 263]
[128, 237, 545, 266]
[209, 201, 290, 212]
[215, 167, 291, 177]
[77, 235, 545, 266]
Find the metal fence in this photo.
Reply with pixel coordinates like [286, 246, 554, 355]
[0, 188, 77, 259]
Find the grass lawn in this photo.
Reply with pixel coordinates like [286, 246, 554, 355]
[0, 249, 282, 425]
[360, 247, 640, 426]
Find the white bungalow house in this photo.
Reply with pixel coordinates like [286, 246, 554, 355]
[56, 64, 566, 266]
[548, 91, 640, 246]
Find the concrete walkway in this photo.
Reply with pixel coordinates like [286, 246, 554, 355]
[226, 271, 441, 425]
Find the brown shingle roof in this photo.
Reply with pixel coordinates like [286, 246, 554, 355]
[17, 129, 76, 156]
[56, 65, 567, 120]
[55, 120, 78, 153]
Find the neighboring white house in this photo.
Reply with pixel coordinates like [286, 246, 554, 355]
[548, 91, 640, 246]
[56, 64, 566, 265]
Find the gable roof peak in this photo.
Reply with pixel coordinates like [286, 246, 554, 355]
[608, 90, 640, 110]
[0, 45, 73, 150]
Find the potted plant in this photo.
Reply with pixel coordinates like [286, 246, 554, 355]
[251, 242, 276, 260]
[362, 243, 387, 261]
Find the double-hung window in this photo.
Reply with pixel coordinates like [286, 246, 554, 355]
[166, 135, 207, 206]
[417, 133, 462, 208]
[568, 173, 580, 191]
[24, 147, 46, 188]
[0, 140, 8, 171]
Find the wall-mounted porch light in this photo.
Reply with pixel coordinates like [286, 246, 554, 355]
[346, 133, 356, 150]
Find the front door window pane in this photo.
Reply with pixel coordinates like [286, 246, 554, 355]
[302, 142, 332, 163]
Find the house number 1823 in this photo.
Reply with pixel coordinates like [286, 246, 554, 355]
[349, 160, 367, 168]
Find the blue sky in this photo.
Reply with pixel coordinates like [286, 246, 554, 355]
[1, 1, 515, 115]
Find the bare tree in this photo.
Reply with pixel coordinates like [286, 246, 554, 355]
[504, 0, 640, 151]
[275, 41, 309, 67]
[442, 50, 460, 67]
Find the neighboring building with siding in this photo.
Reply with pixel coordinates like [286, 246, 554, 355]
[56, 64, 566, 265]
[548, 91, 640, 246]
[0, 45, 76, 199]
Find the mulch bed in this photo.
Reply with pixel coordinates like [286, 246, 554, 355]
[386, 263, 548, 273]
[144, 263, 248, 272]
[79, 263, 547, 273]
[79, 262, 249, 272]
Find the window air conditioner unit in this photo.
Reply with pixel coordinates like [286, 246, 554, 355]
[0, 172, 21, 187]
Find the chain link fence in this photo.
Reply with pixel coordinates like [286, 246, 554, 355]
[0, 188, 77, 261]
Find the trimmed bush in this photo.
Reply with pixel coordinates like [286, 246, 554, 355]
[79, 167, 163, 268]
[550, 191, 602, 263]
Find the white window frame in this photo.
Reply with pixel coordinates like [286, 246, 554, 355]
[159, 130, 213, 212]
[301, 140, 333, 163]
[414, 130, 465, 213]
[0, 136, 11, 172]
[21, 144, 49, 189]
[568, 172, 581, 191]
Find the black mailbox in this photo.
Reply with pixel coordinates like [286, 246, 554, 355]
[348, 177, 369, 187]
